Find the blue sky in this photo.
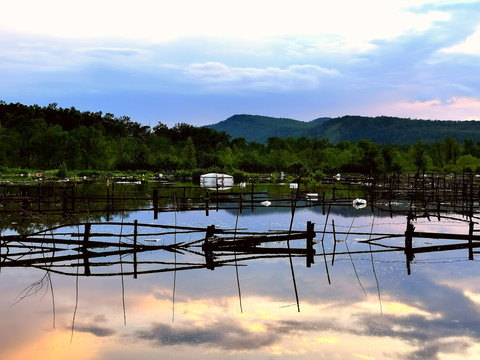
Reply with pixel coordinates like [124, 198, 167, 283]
[1, 0, 480, 127]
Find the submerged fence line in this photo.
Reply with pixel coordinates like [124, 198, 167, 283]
[2, 212, 480, 278]
[1, 173, 479, 219]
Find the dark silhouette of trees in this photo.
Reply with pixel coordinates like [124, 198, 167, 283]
[1, 101, 480, 176]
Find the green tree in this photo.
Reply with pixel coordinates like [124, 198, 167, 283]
[456, 154, 480, 173]
[152, 122, 170, 138]
[357, 139, 379, 175]
[182, 137, 197, 169]
[463, 138, 477, 157]
[444, 136, 460, 165]
[14, 116, 47, 167]
[431, 141, 445, 169]
[409, 141, 430, 176]
[71, 126, 108, 169]
[31, 124, 69, 168]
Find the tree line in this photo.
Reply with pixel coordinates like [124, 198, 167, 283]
[1, 101, 480, 179]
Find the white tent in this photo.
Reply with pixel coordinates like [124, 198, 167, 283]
[200, 173, 234, 189]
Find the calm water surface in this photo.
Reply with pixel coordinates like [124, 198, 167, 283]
[1, 201, 480, 360]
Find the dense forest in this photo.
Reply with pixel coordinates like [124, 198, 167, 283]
[209, 114, 480, 144]
[1, 101, 480, 180]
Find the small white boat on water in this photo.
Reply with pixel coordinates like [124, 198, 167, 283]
[353, 198, 367, 209]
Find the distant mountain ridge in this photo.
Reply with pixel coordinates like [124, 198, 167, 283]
[206, 114, 480, 144]
[206, 114, 331, 143]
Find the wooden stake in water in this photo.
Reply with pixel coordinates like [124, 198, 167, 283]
[320, 204, 331, 284]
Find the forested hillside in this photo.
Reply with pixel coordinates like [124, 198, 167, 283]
[207, 114, 330, 143]
[208, 114, 480, 144]
[1, 101, 480, 177]
[315, 116, 480, 144]
[0, 101, 230, 172]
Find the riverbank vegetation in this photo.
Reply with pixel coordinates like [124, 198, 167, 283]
[1, 101, 480, 182]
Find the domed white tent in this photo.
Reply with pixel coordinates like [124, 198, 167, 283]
[200, 173, 234, 189]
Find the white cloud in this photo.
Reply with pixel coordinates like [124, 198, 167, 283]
[440, 26, 480, 55]
[183, 62, 339, 92]
[1, 0, 450, 49]
[0, 0, 475, 125]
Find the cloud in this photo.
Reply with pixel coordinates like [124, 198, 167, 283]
[131, 288, 480, 359]
[71, 324, 117, 337]
[1, 0, 450, 46]
[134, 320, 278, 350]
[353, 312, 479, 360]
[183, 62, 339, 92]
[440, 25, 480, 54]
[76, 47, 144, 59]
[0, 0, 478, 125]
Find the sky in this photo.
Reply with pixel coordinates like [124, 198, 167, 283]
[1, 0, 480, 127]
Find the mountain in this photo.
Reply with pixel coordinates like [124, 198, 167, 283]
[207, 114, 480, 144]
[205, 114, 331, 143]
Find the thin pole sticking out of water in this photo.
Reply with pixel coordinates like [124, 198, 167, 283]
[320, 204, 332, 285]
[47, 228, 56, 329]
[119, 185, 127, 326]
[344, 213, 367, 297]
[172, 186, 177, 323]
[119, 217, 127, 326]
[233, 202, 243, 313]
[47, 272, 55, 329]
[287, 183, 301, 312]
[70, 223, 82, 344]
[368, 214, 383, 314]
[331, 219, 337, 265]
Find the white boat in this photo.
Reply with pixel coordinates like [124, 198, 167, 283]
[353, 198, 367, 209]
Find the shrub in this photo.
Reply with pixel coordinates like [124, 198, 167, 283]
[312, 170, 325, 182]
[56, 162, 68, 178]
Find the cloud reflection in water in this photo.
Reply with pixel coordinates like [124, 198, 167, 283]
[1, 209, 480, 359]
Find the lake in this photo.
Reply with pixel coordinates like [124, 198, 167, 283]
[1, 181, 480, 360]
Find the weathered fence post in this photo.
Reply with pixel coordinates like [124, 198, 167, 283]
[205, 193, 210, 216]
[37, 183, 41, 211]
[239, 191, 243, 214]
[153, 188, 158, 220]
[83, 223, 91, 276]
[134, 220, 138, 278]
[71, 183, 76, 212]
[331, 219, 337, 266]
[203, 225, 216, 270]
[251, 183, 254, 212]
[106, 187, 110, 221]
[306, 221, 315, 267]
[112, 182, 115, 208]
[405, 213, 415, 275]
[322, 192, 325, 215]
[469, 220, 474, 261]
[62, 189, 68, 215]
